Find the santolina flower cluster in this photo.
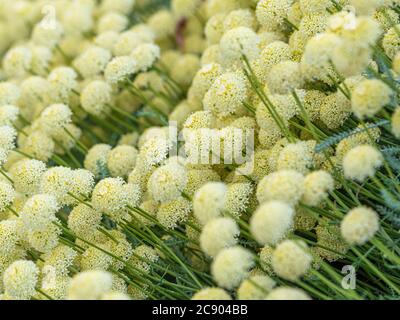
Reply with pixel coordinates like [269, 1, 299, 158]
[0, 0, 399, 301]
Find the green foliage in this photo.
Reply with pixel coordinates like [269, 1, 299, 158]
[315, 120, 390, 153]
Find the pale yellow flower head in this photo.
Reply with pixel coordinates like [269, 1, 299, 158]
[3, 260, 39, 300]
[211, 246, 254, 290]
[343, 145, 383, 182]
[341, 206, 380, 245]
[351, 79, 392, 119]
[10, 159, 46, 196]
[148, 162, 187, 203]
[250, 201, 295, 246]
[0, 181, 15, 213]
[200, 217, 239, 257]
[272, 240, 312, 281]
[193, 182, 227, 225]
[237, 275, 275, 300]
[219, 27, 260, 66]
[67, 270, 113, 300]
[192, 287, 231, 300]
[256, 170, 304, 206]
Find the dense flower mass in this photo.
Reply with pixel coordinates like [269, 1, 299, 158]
[0, 0, 400, 302]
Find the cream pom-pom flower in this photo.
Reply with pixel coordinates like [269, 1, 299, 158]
[250, 201, 295, 246]
[219, 27, 260, 65]
[130, 43, 160, 72]
[351, 79, 393, 119]
[42, 244, 77, 276]
[170, 54, 201, 89]
[341, 206, 380, 245]
[0, 181, 15, 213]
[31, 20, 64, 49]
[40, 166, 74, 204]
[156, 198, 192, 229]
[0, 220, 19, 256]
[147, 10, 176, 39]
[0, 148, 9, 167]
[68, 169, 95, 205]
[91, 177, 129, 214]
[382, 24, 400, 58]
[97, 12, 129, 34]
[105, 56, 138, 84]
[193, 182, 227, 225]
[61, 1, 94, 35]
[67, 270, 113, 300]
[299, 0, 333, 14]
[255, 93, 301, 134]
[350, 0, 384, 16]
[203, 72, 248, 119]
[211, 246, 254, 290]
[189, 63, 223, 104]
[223, 9, 257, 32]
[19, 76, 50, 114]
[302, 170, 334, 207]
[0, 82, 20, 106]
[107, 230, 133, 270]
[301, 33, 341, 85]
[20, 130, 55, 162]
[113, 26, 155, 55]
[343, 145, 383, 182]
[256, 0, 293, 31]
[171, 0, 202, 18]
[183, 110, 215, 130]
[9, 159, 47, 196]
[147, 162, 187, 203]
[73, 46, 111, 79]
[200, 217, 240, 257]
[183, 168, 221, 196]
[0, 0, 398, 301]
[100, 0, 135, 14]
[80, 80, 112, 118]
[27, 221, 62, 253]
[192, 287, 232, 300]
[95, 31, 120, 50]
[39, 104, 72, 136]
[224, 182, 254, 218]
[129, 244, 159, 273]
[205, 13, 227, 45]
[3, 46, 32, 78]
[101, 292, 131, 300]
[47, 67, 78, 103]
[68, 203, 102, 240]
[3, 260, 39, 300]
[0, 105, 19, 126]
[237, 275, 276, 300]
[80, 246, 113, 271]
[272, 240, 312, 281]
[107, 145, 138, 178]
[256, 170, 305, 206]
[277, 141, 316, 174]
[267, 61, 304, 94]
[0, 125, 17, 152]
[20, 193, 59, 232]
